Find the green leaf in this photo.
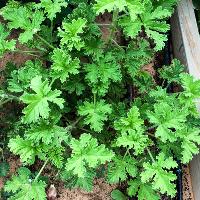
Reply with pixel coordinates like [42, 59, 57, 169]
[66, 133, 114, 177]
[127, 179, 140, 197]
[42, 144, 64, 168]
[75, 170, 96, 192]
[118, 16, 142, 38]
[107, 156, 137, 183]
[137, 184, 160, 200]
[8, 136, 41, 164]
[36, 0, 67, 20]
[159, 59, 185, 83]
[78, 100, 112, 132]
[8, 60, 46, 93]
[94, 0, 126, 15]
[58, 18, 87, 50]
[1, 5, 44, 43]
[20, 76, 64, 123]
[153, 0, 178, 12]
[0, 162, 10, 177]
[51, 48, 80, 83]
[0, 24, 16, 57]
[111, 189, 127, 200]
[5, 167, 46, 200]
[128, 179, 159, 200]
[114, 106, 143, 133]
[85, 53, 122, 96]
[94, 0, 143, 20]
[176, 127, 200, 163]
[62, 75, 86, 95]
[147, 102, 187, 142]
[26, 123, 69, 147]
[119, 1, 172, 50]
[115, 130, 148, 155]
[180, 73, 200, 99]
[141, 152, 177, 197]
[146, 29, 168, 51]
[61, 169, 96, 192]
[124, 40, 153, 78]
[9, 135, 64, 168]
[133, 71, 155, 93]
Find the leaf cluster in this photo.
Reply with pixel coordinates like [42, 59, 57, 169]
[1, 1, 200, 200]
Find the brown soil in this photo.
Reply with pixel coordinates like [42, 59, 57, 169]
[96, 13, 112, 42]
[6, 156, 21, 175]
[57, 179, 117, 200]
[0, 18, 34, 70]
[0, 41, 34, 70]
[142, 62, 156, 77]
[0, 178, 3, 190]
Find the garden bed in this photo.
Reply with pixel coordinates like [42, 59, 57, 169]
[1, 1, 200, 200]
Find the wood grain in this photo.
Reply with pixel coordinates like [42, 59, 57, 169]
[171, 0, 200, 199]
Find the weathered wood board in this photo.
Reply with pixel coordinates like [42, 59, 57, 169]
[171, 0, 200, 199]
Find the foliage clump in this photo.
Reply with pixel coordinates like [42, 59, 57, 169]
[1, 0, 200, 199]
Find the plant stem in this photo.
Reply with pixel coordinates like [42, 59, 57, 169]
[123, 148, 130, 159]
[36, 34, 55, 50]
[107, 8, 119, 44]
[71, 117, 83, 128]
[0, 94, 20, 107]
[96, 23, 111, 26]
[146, 147, 155, 163]
[0, 148, 5, 161]
[14, 49, 42, 53]
[34, 158, 49, 182]
[112, 39, 125, 50]
[50, 20, 54, 43]
[79, 127, 94, 134]
[93, 93, 97, 106]
[146, 132, 156, 138]
[50, 77, 57, 87]
[0, 99, 10, 107]
[13, 50, 40, 57]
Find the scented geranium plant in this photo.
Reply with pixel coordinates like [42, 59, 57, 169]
[1, 0, 200, 199]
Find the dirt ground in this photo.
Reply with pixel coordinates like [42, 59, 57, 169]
[57, 179, 117, 200]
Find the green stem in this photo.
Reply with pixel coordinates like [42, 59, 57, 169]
[146, 147, 155, 163]
[146, 132, 156, 138]
[123, 148, 130, 159]
[93, 93, 97, 106]
[50, 77, 57, 87]
[34, 158, 49, 182]
[0, 94, 20, 107]
[50, 20, 54, 42]
[79, 127, 94, 134]
[13, 50, 40, 57]
[36, 34, 55, 50]
[117, 14, 128, 19]
[0, 99, 10, 107]
[96, 23, 111, 26]
[0, 148, 4, 161]
[166, 82, 171, 89]
[107, 8, 119, 44]
[71, 117, 83, 129]
[161, 80, 165, 88]
[112, 39, 125, 50]
[14, 49, 42, 53]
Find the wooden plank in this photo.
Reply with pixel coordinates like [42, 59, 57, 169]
[171, 0, 200, 199]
